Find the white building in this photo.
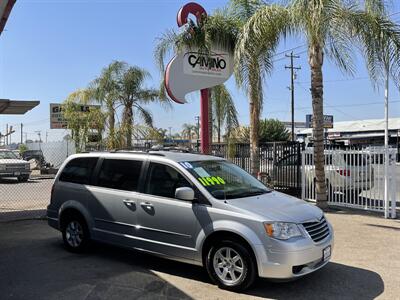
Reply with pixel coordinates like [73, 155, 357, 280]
[297, 118, 400, 146]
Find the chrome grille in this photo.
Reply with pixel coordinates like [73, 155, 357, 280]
[302, 216, 330, 243]
[5, 164, 26, 171]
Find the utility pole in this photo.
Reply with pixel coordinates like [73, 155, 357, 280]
[195, 116, 200, 151]
[285, 52, 301, 141]
[20, 123, 23, 144]
[6, 124, 8, 145]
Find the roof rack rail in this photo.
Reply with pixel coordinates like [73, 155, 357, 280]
[108, 150, 165, 156]
[149, 146, 192, 153]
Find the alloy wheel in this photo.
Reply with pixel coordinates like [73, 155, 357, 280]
[213, 247, 244, 286]
[65, 221, 84, 248]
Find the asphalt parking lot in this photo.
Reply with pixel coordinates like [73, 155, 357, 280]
[0, 212, 399, 300]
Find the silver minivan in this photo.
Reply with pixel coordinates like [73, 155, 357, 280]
[47, 150, 334, 291]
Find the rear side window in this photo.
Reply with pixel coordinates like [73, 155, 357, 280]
[97, 159, 143, 191]
[59, 157, 98, 185]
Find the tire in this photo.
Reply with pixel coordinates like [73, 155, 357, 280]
[17, 175, 29, 182]
[205, 240, 257, 292]
[61, 213, 90, 253]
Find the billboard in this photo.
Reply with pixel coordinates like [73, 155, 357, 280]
[306, 114, 334, 129]
[50, 103, 100, 129]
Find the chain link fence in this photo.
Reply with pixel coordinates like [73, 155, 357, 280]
[1, 140, 397, 222]
[0, 140, 74, 222]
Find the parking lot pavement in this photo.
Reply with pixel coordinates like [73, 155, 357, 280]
[0, 212, 399, 300]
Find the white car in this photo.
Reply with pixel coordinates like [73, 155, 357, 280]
[0, 149, 31, 182]
[263, 151, 374, 197]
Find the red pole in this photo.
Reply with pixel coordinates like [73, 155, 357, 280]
[200, 88, 209, 154]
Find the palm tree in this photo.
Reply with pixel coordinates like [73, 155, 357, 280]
[118, 64, 162, 148]
[236, 0, 400, 208]
[154, 8, 240, 152]
[211, 84, 239, 143]
[229, 0, 270, 176]
[182, 123, 196, 141]
[90, 61, 124, 149]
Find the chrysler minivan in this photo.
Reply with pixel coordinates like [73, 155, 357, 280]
[47, 150, 333, 291]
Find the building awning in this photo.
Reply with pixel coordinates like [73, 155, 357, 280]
[0, 99, 39, 114]
[0, 0, 16, 35]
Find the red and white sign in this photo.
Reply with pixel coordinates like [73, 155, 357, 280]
[165, 47, 233, 104]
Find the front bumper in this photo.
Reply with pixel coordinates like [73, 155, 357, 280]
[256, 225, 334, 279]
[0, 171, 30, 177]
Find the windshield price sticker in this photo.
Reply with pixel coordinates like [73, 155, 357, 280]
[198, 176, 225, 186]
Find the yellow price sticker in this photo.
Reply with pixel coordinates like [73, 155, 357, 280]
[198, 176, 225, 186]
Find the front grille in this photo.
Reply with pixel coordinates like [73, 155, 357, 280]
[302, 216, 330, 243]
[5, 164, 25, 171]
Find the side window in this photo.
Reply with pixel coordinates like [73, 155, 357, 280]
[59, 157, 98, 185]
[97, 159, 143, 191]
[145, 163, 192, 199]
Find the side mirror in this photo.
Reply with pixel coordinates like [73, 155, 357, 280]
[175, 187, 195, 201]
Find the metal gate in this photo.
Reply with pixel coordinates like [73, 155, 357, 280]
[302, 148, 398, 218]
[211, 142, 303, 197]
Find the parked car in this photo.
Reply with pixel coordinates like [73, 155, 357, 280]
[47, 150, 333, 291]
[21, 149, 49, 169]
[267, 151, 374, 197]
[0, 149, 31, 182]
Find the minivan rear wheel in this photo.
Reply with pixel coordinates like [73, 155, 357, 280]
[206, 240, 256, 291]
[62, 214, 90, 253]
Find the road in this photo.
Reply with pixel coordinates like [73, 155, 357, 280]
[0, 212, 399, 299]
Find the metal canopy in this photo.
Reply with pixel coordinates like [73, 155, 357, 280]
[0, 0, 16, 35]
[0, 99, 39, 115]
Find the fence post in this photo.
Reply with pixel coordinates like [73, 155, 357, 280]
[301, 150, 305, 200]
[384, 148, 389, 218]
[389, 152, 397, 219]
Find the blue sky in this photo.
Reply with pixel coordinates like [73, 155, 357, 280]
[1, 0, 400, 142]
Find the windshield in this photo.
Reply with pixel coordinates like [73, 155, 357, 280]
[180, 160, 271, 200]
[0, 151, 18, 159]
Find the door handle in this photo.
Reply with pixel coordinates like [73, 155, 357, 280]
[123, 199, 136, 207]
[140, 202, 154, 210]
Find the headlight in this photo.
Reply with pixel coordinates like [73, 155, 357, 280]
[264, 222, 302, 240]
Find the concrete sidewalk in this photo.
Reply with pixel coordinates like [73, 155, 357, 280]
[0, 212, 399, 299]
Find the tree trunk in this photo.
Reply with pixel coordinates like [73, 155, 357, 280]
[107, 102, 116, 150]
[217, 119, 221, 143]
[309, 44, 328, 210]
[122, 100, 133, 149]
[249, 64, 261, 177]
[208, 89, 213, 148]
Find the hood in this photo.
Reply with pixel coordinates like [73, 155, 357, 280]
[0, 158, 28, 164]
[227, 191, 323, 223]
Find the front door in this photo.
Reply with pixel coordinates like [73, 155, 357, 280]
[136, 162, 200, 260]
[88, 158, 144, 247]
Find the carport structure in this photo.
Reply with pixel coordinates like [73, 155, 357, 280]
[0, 0, 16, 35]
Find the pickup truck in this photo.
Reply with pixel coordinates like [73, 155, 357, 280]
[0, 149, 31, 182]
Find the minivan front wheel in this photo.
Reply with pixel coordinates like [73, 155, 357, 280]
[62, 215, 90, 253]
[206, 240, 256, 291]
